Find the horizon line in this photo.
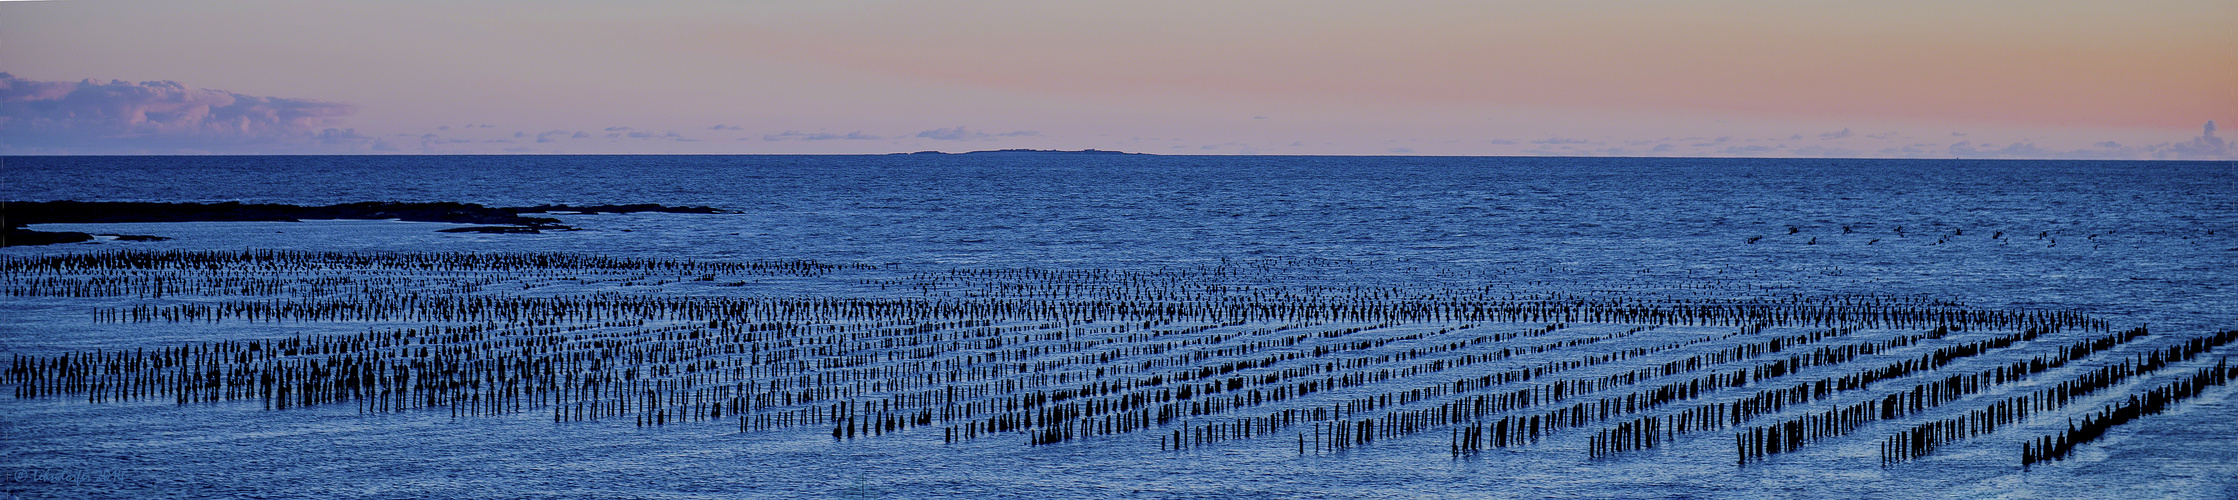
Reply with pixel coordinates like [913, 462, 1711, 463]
[2, 152, 2230, 162]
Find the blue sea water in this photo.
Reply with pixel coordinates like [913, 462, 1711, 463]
[10, 155, 2234, 327]
[2, 155, 2235, 498]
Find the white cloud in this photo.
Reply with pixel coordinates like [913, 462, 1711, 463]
[2158, 120, 2228, 159]
[763, 130, 885, 141]
[1530, 137, 1590, 145]
[914, 126, 1038, 141]
[0, 72, 362, 153]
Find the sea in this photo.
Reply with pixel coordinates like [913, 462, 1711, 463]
[1, 155, 2234, 498]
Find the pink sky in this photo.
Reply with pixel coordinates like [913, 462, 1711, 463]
[2, 0, 2231, 158]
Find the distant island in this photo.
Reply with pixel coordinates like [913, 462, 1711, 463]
[891, 149, 1148, 156]
[2, 201, 730, 246]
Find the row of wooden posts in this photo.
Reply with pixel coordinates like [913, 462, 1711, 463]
[11, 249, 2226, 470]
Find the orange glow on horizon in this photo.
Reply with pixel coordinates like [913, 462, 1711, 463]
[699, 1, 2235, 130]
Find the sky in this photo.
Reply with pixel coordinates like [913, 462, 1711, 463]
[1, 0, 2232, 158]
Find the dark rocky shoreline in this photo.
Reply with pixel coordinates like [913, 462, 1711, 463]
[2, 201, 728, 246]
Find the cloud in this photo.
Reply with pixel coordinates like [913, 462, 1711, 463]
[1818, 128, 1852, 139]
[1877, 146, 1933, 157]
[1719, 145, 1779, 156]
[1530, 137, 1590, 145]
[1792, 145, 1859, 157]
[1949, 141, 2050, 158]
[599, 130, 690, 141]
[615, 130, 690, 140]
[2158, 120, 2229, 159]
[604, 126, 632, 131]
[762, 130, 885, 141]
[708, 124, 744, 131]
[1922, 123, 2231, 160]
[315, 128, 368, 144]
[0, 72, 361, 153]
[914, 126, 1038, 141]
